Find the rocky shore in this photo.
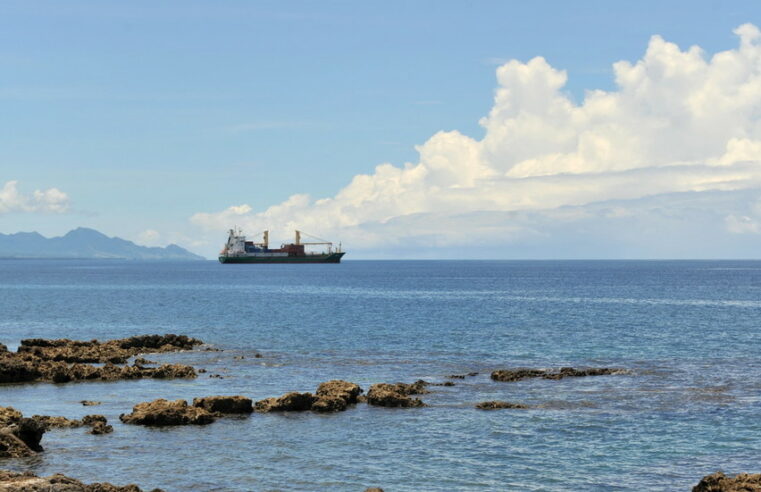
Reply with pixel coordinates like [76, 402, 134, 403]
[10, 333, 723, 489]
[0, 470, 163, 491]
[0, 335, 201, 384]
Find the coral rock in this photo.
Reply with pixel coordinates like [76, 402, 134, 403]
[475, 401, 529, 410]
[192, 396, 253, 414]
[120, 399, 216, 426]
[693, 471, 761, 491]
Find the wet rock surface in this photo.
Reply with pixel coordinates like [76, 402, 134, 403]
[490, 367, 623, 382]
[192, 396, 253, 414]
[255, 380, 365, 413]
[17, 334, 202, 364]
[0, 470, 163, 491]
[0, 335, 201, 385]
[255, 392, 317, 413]
[366, 382, 427, 408]
[80, 400, 101, 406]
[90, 421, 114, 435]
[475, 401, 530, 410]
[120, 399, 216, 426]
[693, 472, 761, 491]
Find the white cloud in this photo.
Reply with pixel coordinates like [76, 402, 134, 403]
[191, 25, 761, 257]
[0, 181, 70, 214]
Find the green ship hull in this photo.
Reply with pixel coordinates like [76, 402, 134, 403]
[218, 252, 345, 264]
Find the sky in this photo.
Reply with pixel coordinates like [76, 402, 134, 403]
[3, 1, 761, 258]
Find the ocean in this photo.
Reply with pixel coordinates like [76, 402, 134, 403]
[1, 259, 760, 491]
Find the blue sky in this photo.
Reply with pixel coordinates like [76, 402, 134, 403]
[3, 1, 761, 258]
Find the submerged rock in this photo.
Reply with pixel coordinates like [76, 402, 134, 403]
[120, 399, 216, 426]
[80, 400, 101, 406]
[490, 367, 623, 382]
[693, 471, 761, 491]
[475, 401, 529, 410]
[366, 383, 425, 408]
[192, 396, 253, 414]
[0, 469, 163, 491]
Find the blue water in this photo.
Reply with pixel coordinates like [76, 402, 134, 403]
[1, 259, 761, 491]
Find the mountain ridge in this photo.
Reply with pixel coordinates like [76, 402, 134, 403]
[0, 227, 204, 260]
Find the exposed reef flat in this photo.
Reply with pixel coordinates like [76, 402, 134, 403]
[0, 334, 201, 384]
[0, 469, 163, 491]
[490, 367, 625, 382]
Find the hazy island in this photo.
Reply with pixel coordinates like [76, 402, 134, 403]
[0, 227, 203, 260]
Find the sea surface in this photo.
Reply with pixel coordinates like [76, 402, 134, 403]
[1, 259, 760, 491]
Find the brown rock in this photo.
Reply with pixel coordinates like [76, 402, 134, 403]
[80, 400, 101, 406]
[89, 421, 113, 435]
[364, 489, 385, 492]
[192, 396, 253, 414]
[311, 380, 363, 412]
[31, 415, 82, 430]
[490, 367, 623, 382]
[81, 415, 107, 426]
[254, 392, 316, 413]
[0, 406, 22, 426]
[0, 469, 163, 491]
[120, 399, 216, 426]
[0, 431, 36, 458]
[693, 471, 761, 491]
[475, 401, 529, 410]
[366, 383, 425, 408]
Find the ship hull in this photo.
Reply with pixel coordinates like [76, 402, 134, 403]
[218, 252, 345, 264]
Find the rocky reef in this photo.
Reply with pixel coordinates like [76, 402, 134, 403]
[365, 380, 429, 408]
[120, 399, 216, 426]
[475, 401, 529, 410]
[192, 396, 253, 414]
[693, 471, 761, 491]
[490, 367, 624, 382]
[0, 470, 163, 491]
[255, 380, 363, 413]
[0, 334, 201, 385]
[17, 334, 202, 364]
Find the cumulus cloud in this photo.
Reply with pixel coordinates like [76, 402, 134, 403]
[192, 24, 761, 256]
[0, 181, 70, 214]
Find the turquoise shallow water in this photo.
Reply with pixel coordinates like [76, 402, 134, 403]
[1, 259, 760, 491]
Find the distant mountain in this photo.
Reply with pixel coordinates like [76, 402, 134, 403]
[0, 227, 204, 260]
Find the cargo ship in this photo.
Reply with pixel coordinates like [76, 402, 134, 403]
[218, 229, 345, 264]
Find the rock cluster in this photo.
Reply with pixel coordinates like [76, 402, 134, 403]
[0, 335, 201, 385]
[192, 396, 253, 414]
[490, 367, 623, 382]
[693, 471, 761, 491]
[0, 406, 113, 456]
[0, 470, 163, 491]
[17, 334, 202, 364]
[365, 380, 429, 408]
[255, 380, 363, 413]
[120, 399, 216, 426]
[475, 401, 529, 410]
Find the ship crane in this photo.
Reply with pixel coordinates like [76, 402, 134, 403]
[294, 230, 340, 253]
